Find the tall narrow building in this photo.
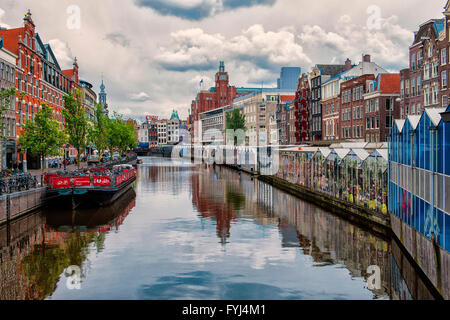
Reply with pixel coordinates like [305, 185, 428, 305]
[99, 77, 108, 115]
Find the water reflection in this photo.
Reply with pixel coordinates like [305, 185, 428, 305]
[190, 164, 437, 300]
[0, 158, 439, 300]
[0, 188, 136, 300]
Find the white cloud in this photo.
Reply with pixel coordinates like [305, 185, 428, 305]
[129, 92, 151, 102]
[0, 8, 10, 28]
[48, 39, 73, 69]
[297, 14, 412, 70]
[156, 24, 311, 72]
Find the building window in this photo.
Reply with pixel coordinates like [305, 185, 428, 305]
[432, 62, 438, 78]
[386, 115, 392, 128]
[442, 48, 447, 65]
[443, 95, 448, 108]
[432, 86, 439, 105]
[424, 64, 430, 80]
[442, 71, 447, 89]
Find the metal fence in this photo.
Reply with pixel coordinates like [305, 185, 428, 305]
[90, 154, 138, 169]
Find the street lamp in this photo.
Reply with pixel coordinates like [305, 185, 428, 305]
[64, 144, 69, 170]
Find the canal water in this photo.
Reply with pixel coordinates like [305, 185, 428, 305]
[0, 157, 437, 300]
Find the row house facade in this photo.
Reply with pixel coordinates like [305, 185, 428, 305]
[400, 18, 444, 119]
[0, 11, 80, 170]
[0, 46, 18, 170]
[167, 110, 180, 145]
[309, 62, 350, 141]
[295, 74, 310, 143]
[157, 119, 168, 145]
[439, 2, 450, 110]
[322, 55, 388, 141]
[340, 74, 375, 141]
[363, 74, 401, 142]
[79, 79, 97, 122]
[236, 91, 284, 146]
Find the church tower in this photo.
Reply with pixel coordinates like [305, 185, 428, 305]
[99, 76, 108, 115]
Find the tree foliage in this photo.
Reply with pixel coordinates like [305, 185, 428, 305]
[226, 108, 246, 145]
[88, 103, 109, 156]
[63, 90, 89, 168]
[19, 104, 67, 171]
[107, 112, 138, 154]
[226, 108, 246, 131]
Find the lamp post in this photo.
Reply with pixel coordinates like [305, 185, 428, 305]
[64, 144, 68, 171]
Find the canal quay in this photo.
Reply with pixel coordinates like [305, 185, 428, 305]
[0, 157, 439, 300]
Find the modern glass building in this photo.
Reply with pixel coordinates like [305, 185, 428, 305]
[389, 106, 450, 252]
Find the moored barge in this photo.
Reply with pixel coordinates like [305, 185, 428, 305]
[46, 164, 136, 208]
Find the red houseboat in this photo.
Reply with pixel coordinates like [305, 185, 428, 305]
[46, 164, 136, 208]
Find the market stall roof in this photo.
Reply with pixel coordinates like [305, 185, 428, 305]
[351, 148, 370, 161]
[408, 115, 421, 130]
[394, 119, 406, 132]
[317, 147, 332, 158]
[425, 107, 446, 127]
[369, 149, 388, 161]
[334, 148, 351, 160]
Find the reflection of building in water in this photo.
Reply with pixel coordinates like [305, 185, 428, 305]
[191, 166, 282, 243]
[0, 191, 136, 300]
[139, 164, 192, 196]
[191, 166, 238, 244]
[0, 213, 46, 300]
[255, 179, 391, 299]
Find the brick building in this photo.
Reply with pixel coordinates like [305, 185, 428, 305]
[339, 74, 375, 141]
[0, 10, 80, 170]
[276, 96, 295, 145]
[295, 74, 310, 143]
[191, 62, 237, 124]
[400, 19, 444, 119]
[322, 55, 387, 141]
[363, 74, 401, 142]
[439, 2, 450, 108]
[0, 46, 18, 170]
[309, 62, 349, 141]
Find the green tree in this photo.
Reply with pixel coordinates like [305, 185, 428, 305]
[225, 108, 246, 131]
[63, 90, 89, 168]
[107, 112, 138, 155]
[88, 104, 109, 157]
[225, 108, 246, 145]
[19, 104, 67, 172]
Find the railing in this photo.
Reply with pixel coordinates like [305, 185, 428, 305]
[91, 154, 138, 169]
[0, 173, 40, 195]
[47, 166, 136, 190]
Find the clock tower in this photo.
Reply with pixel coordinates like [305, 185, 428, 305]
[215, 61, 233, 107]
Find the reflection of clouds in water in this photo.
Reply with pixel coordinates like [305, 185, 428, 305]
[137, 271, 305, 300]
[162, 227, 296, 270]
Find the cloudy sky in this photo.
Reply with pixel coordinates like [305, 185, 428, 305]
[0, 0, 445, 119]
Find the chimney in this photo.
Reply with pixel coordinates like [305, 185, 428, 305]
[363, 54, 371, 63]
[345, 58, 352, 70]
